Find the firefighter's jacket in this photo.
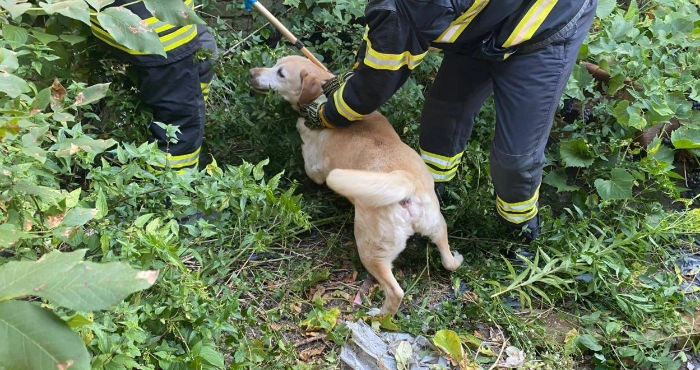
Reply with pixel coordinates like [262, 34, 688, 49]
[89, 0, 201, 66]
[321, 0, 590, 128]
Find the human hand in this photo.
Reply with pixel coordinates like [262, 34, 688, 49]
[321, 71, 354, 97]
[299, 95, 331, 129]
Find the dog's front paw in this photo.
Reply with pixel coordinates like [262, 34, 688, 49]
[366, 308, 382, 317]
[446, 251, 464, 271]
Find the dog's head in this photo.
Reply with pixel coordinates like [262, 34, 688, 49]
[249, 55, 334, 110]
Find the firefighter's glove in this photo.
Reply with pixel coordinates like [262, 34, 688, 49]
[321, 71, 354, 97]
[299, 94, 331, 130]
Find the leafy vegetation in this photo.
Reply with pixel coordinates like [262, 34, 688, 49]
[1, 0, 700, 368]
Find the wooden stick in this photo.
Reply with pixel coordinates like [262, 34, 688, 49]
[252, 2, 329, 72]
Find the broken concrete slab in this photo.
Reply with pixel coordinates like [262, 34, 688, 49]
[340, 320, 451, 370]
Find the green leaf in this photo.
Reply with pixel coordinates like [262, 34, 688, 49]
[543, 170, 579, 192]
[0, 300, 91, 370]
[31, 29, 60, 44]
[39, 0, 90, 25]
[0, 223, 29, 248]
[560, 139, 595, 168]
[97, 7, 166, 57]
[0, 249, 159, 311]
[300, 307, 340, 332]
[433, 329, 464, 363]
[55, 137, 118, 158]
[594, 168, 634, 201]
[52, 112, 75, 122]
[596, 0, 616, 19]
[2, 23, 29, 46]
[671, 126, 700, 150]
[577, 334, 603, 352]
[0, 0, 32, 18]
[12, 181, 64, 205]
[143, 0, 205, 26]
[59, 34, 87, 45]
[0, 72, 29, 98]
[61, 207, 99, 227]
[604, 321, 623, 336]
[72, 83, 111, 107]
[30, 87, 52, 112]
[198, 342, 225, 368]
[394, 340, 412, 370]
[0, 48, 19, 73]
[65, 313, 93, 329]
[95, 189, 109, 219]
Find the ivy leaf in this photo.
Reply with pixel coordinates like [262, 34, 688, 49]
[0, 300, 91, 370]
[0, 249, 159, 311]
[0, 73, 30, 98]
[560, 138, 595, 168]
[596, 0, 616, 19]
[433, 329, 464, 363]
[39, 0, 90, 26]
[543, 170, 580, 192]
[0, 0, 32, 19]
[97, 7, 166, 57]
[577, 334, 603, 352]
[143, 0, 205, 27]
[671, 126, 700, 150]
[594, 168, 634, 201]
[72, 83, 111, 107]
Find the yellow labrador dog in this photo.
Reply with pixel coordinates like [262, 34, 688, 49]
[249, 55, 463, 316]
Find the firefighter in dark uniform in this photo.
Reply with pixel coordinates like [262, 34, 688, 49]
[299, 0, 597, 241]
[89, 0, 218, 171]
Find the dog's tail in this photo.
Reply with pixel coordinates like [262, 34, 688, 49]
[325, 169, 416, 207]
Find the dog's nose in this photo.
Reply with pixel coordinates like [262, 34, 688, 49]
[249, 68, 259, 77]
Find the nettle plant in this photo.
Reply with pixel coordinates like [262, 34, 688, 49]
[0, 1, 313, 369]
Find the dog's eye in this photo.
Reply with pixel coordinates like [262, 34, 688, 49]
[277, 69, 285, 78]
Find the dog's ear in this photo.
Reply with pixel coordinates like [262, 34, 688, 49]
[298, 70, 325, 104]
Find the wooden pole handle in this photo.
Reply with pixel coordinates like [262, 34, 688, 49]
[252, 2, 329, 72]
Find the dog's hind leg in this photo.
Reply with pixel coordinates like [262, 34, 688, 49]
[354, 219, 406, 316]
[427, 214, 463, 272]
[360, 247, 404, 316]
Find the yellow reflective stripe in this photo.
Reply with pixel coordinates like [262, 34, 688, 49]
[154, 147, 201, 169]
[427, 165, 458, 181]
[435, 0, 490, 43]
[362, 29, 426, 71]
[420, 148, 463, 169]
[333, 83, 365, 122]
[144, 17, 176, 33]
[160, 25, 196, 51]
[319, 105, 335, 128]
[496, 186, 539, 212]
[502, 0, 558, 48]
[497, 203, 538, 223]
